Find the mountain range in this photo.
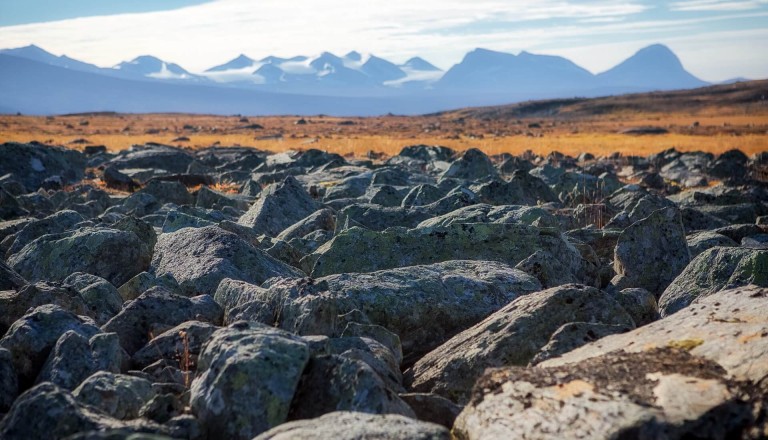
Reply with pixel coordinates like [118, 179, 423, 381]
[0, 44, 728, 115]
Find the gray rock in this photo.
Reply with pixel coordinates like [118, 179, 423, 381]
[439, 148, 497, 181]
[686, 230, 738, 258]
[253, 411, 450, 440]
[530, 322, 632, 365]
[196, 185, 249, 211]
[117, 271, 181, 302]
[36, 330, 126, 390]
[0, 347, 18, 412]
[416, 204, 557, 229]
[399, 393, 462, 429]
[405, 284, 635, 403]
[0, 382, 170, 440]
[472, 172, 558, 206]
[103, 288, 222, 355]
[151, 225, 303, 297]
[132, 320, 217, 369]
[0, 304, 101, 388]
[514, 250, 580, 288]
[0, 142, 86, 191]
[108, 144, 194, 174]
[400, 184, 444, 207]
[9, 227, 152, 286]
[161, 210, 216, 233]
[112, 215, 158, 253]
[340, 322, 403, 366]
[305, 223, 584, 279]
[0, 188, 27, 220]
[659, 246, 768, 316]
[139, 393, 184, 423]
[276, 208, 336, 242]
[612, 207, 690, 295]
[73, 371, 156, 420]
[328, 336, 404, 393]
[0, 282, 91, 334]
[454, 348, 765, 440]
[190, 321, 310, 440]
[6, 209, 85, 257]
[238, 176, 321, 237]
[611, 287, 660, 326]
[64, 273, 124, 325]
[289, 354, 415, 420]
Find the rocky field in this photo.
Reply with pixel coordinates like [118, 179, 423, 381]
[0, 141, 766, 439]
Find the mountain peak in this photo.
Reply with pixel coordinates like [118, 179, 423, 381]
[401, 57, 441, 72]
[345, 51, 362, 61]
[205, 54, 256, 72]
[598, 43, 707, 90]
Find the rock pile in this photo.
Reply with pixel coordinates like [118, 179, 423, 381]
[0, 141, 766, 439]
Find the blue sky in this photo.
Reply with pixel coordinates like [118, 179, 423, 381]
[0, 0, 766, 81]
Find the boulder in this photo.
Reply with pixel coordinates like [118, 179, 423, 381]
[439, 148, 497, 181]
[190, 321, 310, 440]
[64, 273, 124, 325]
[107, 144, 194, 174]
[150, 226, 302, 297]
[305, 223, 584, 279]
[73, 372, 156, 420]
[0, 142, 86, 191]
[6, 209, 85, 257]
[9, 227, 152, 286]
[276, 208, 336, 242]
[253, 411, 450, 440]
[405, 284, 634, 403]
[399, 393, 462, 429]
[0, 282, 91, 334]
[659, 247, 768, 316]
[514, 250, 580, 288]
[0, 347, 18, 412]
[686, 230, 738, 258]
[238, 176, 321, 237]
[454, 348, 766, 439]
[612, 207, 690, 295]
[131, 320, 217, 369]
[137, 180, 194, 206]
[102, 288, 222, 355]
[610, 287, 660, 327]
[35, 331, 126, 390]
[530, 322, 632, 365]
[0, 189, 27, 220]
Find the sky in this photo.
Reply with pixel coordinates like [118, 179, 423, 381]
[0, 0, 766, 81]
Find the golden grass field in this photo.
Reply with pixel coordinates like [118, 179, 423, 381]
[1, 81, 767, 158]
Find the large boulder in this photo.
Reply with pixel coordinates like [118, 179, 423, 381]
[253, 411, 450, 440]
[107, 144, 194, 174]
[0, 282, 91, 334]
[0, 260, 26, 291]
[686, 230, 738, 258]
[304, 223, 585, 280]
[659, 247, 768, 316]
[151, 226, 303, 297]
[6, 209, 85, 257]
[238, 176, 321, 237]
[0, 347, 18, 412]
[439, 148, 497, 181]
[8, 227, 152, 286]
[0, 142, 86, 191]
[454, 348, 766, 439]
[190, 321, 310, 440]
[73, 371, 156, 420]
[64, 273, 124, 325]
[131, 320, 217, 369]
[405, 284, 635, 403]
[612, 206, 690, 295]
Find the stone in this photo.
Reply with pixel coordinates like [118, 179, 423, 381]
[405, 284, 635, 403]
[161, 210, 216, 233]
[190, 321, 310, 440]
[328, 336, 404, 394]
[0, 188, 27, 220]
[36, 331, 126, 390]
[0, 347, 18, 412]
[103, 166, 140, 192]
[151, 226, 302, 297]
[6, 209, 85, 256]
[659, 247, 768, 316]
[132, 320, 217, 369]
[686, 230, 738, 258]
[252, 411, 450, 440]
[0, 304, 100, 388]
[0, 282, 91, 334]
[454, 348, 766, 440]
[196, 185, 249, 211]
[117, 271, 181, 302]
[530, 322, 633, 365]
[107, 144, 194, 174]
[399, 393, 462, 429]
[9, 227, 152, 286]
[238, 176, 321, 237]
[305, 223, 585, 280]
[64, 273, 124, 325]
[514, 250, 580, 288]
[612, 207, 690, 295]
[400, 184, 445, 207]
[611, 287, 660, 326]
[439, 148, 498, 181]
[0, 142, 86, 191]
[73, 371, 155, 420]
[276, 208, 336, 242]
[102, 288, 222, 355]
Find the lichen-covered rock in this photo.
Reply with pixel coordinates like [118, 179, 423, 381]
[102, 287, 222, 355]
[305, 223, 584, 279]
[151, 226, 302, 297]
[132, 320, 217, 369]
[107, 144, 194, 174]
[64, 273, 124, 325]
[0, 382, 170, 440]
[328, 336, 404, 394]
[514, 250, 580, 288]
[399, 393, 462, 429]
[0, 304, 100, 388]
[190, 321, 310, 440]
[276, 208, 336, 242]
[6, 209, 85, 256]
[238, 176, 321, 237]
[288, 354, 415, 420]
[0, 282, 91, 334]
[405, 284, 635, 403]
[117, 271, 181, 302]
[686, 230, 738, 258]
[439, 148, 497, 181]
[612, 206, 690, 295]
[0, 142, 86, 191]
[416, 204, 557, 229]
[253, 411, 450, 440]
[73, 372, 155, 420]
[454, 348, 766, 440]
[540, 285, 768, 385]
[659, 246, 768, 316]
[0, 347, 18, 412]
[0, 260, 26, 290]
[259, 260, 540, 360]
[530, 322, 632, 365]
[36, 330, 126, 390]
[472, 173, 558, 206]
[610, 287, 660, 326]
[8, 227, 152, 286]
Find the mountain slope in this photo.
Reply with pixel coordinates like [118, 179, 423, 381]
[597, 44, 708, 90]
[206, 54, 256, 72]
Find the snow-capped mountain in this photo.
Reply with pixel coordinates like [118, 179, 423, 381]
[112, 55, 200, 81]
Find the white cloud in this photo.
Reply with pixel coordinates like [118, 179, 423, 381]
[670, 0, 768, 11]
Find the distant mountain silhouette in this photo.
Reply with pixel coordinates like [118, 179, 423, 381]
[0, 43, 735, 115]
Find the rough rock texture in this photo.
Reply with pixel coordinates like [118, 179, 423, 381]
[659, 247, 768, 316]
[399, 393, 462, 429]
[73, 372, 156, 420]
[64, 272, 124, 325]
[454, 348, 766, 440]
[611, 287, 660, 327]
[612, 207, 690, 295]
[406, 284, 634, 403]
[253, 411, 450, 440]
[0, 142, 86, 191]
[305, 223, 585, 280]
[276, 208, 336, 242]
[6, 209, 85, 256]
[0, 282, 91, 334]
[238, 176, 321, 237]
[151, 225, 303, 297]
[0, 347, 18, 412]
[9, 227, 152, 286]
[439, 148, 498, 181]
[131, 320, 217, 369]
[0, 260, 27, 290]
[530, 322, 632, 365]
[102, 288, 222, 355]
[687, 230, 738, 258]
[190, 321, 310, 440]
[36, 330, 126, 390]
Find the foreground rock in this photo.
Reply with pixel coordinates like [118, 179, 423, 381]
[238, 176, 321, 237]
[406, 284, 634, 403]
[454, 348, 767, 439]
[0, 142, 86, 192]
[253, 411, 450, 440]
